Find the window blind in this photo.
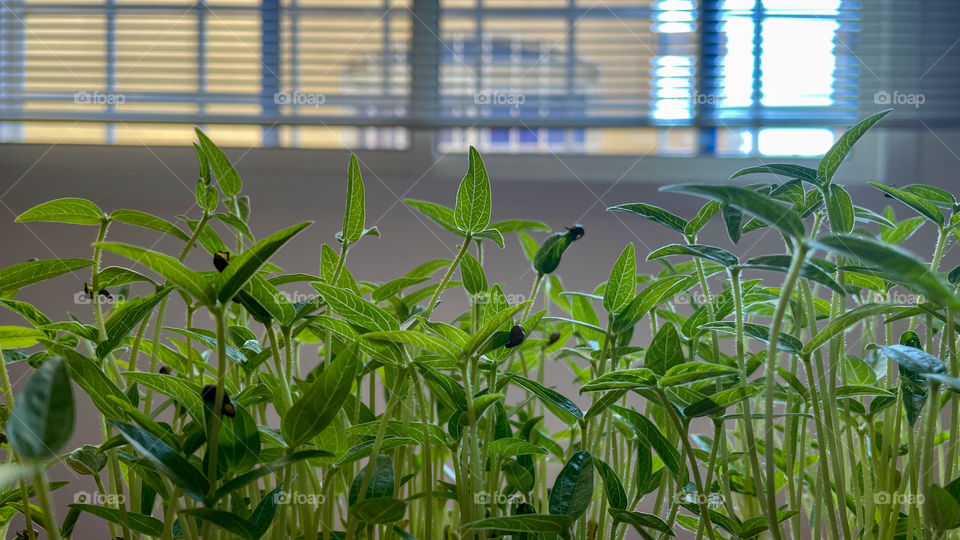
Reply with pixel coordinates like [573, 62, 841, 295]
[0, 0, 956, 150]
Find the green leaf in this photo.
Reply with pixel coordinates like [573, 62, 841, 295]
[242, 274, 295, 325]
[818, 109, 890, 184]
[645, 322, 684, 375]
[603, 243, 636, 313]
[593, 456, 627, 510]
[15, 198, 104, 225]
[96, 287, 172, 359]
[249, 482, 285, 536]
[342, 154, 366, 243]
[312, 283, 398, 332]
[454, 146, 492, 233]
[282, 343, 359, 447]
[490, 219, 551, 234]
[110, 209, 190, 241]
[924, 484, 960, 532]
[609, 510, 674, 536]
[98, 242, 214, 305]
[7, 358, 74, 459]
[660, 184, 805, 240]
[533, 232, 575, 275]
[459, 252, 487, 296]
[473, 228, 505, 248]
[685, 201, 721, 237]
[700, 321, 804, 355]
[580, 369, 657, 393]
[363, 330, 459, 360]
[196, 129, 242, 197]
[612, 405, 682, 479]
[811, 235, 960, 311]
[180, 508, 260, 540]
[404, 200, 460, 235]
[350, 497, 408, 524]
[70, 504, 164, 537]
[463, 302, 528, 357]
[738, 255, 845, 296]
[659, 362, 739, 387]
[902, 184, 956, 208]
[168, 328, 249, 368]
[349, 454, 394, 505]
[723, 204, 743, 243]
[549, 450, 593, 520]
[66, 445, 107, 476]
[648, 244, 738, 268]
[486, 438, 546, 457]
[216, 222, 311, 304]
[509, 375, 583, 425]
[802, 303, 905, 356]
[880, 345, 946, 376]
[218, 404, 261, 473]
[59, 346, 130, 420]
[0, 326, 45, 348]
[608, 203, 688, 234]
[869, 183, 944, 225]
[612, 276, 693, 336]
[0, 258, 92, 293]
[827, 184, 856, 233]
[461, 515, 572, 534]
[109, 420, 209, 501]
[740, 511, 799, 538]
[212, 450, 331, 501]
[730, 164, 820, 185]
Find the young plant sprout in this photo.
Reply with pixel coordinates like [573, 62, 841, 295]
[3, 112, 960, 540]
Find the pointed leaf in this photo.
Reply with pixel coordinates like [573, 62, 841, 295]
[216, 222, 311, 304]
[15, 198, 104, 225]
[603, 243, 636, 313]
[342, 154, 366, 243]
[660, 184, 805, 240]
[818, 109, 890, 184]
[98, 242, 214, 305]
[454, 147, 492, 233]
[7, 358, 74, 459]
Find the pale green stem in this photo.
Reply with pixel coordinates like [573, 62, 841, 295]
[762, 244, 807, 540]
[423, 236, 472, 320]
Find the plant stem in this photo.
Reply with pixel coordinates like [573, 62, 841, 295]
[762, 244, 806, 540]
[206, 307, 228, 498]
[423, 236, 472, 320]
[729, 269, 768, 516]
[32, 465, 61, 540]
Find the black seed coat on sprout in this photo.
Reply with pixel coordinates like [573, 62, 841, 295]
[159, 366, 172, 375]
[201, 384, 236, 417]
[564, 224, 585, 241]
[213, 250, 230, 272]
[547, 331, 561, 346]
[84, 282, 112, 299]
[505, 324, 525, 348]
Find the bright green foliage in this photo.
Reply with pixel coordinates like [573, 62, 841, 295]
[3, 114, 959, 540]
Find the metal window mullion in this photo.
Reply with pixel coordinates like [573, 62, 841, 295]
[260, 0, 281, 146]
[410, 0, 438, 130]
[695, 0, 720, 154]
[749, 0, 764, 154]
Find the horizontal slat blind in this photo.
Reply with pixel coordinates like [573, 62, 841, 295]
[0, 0, 957, 148]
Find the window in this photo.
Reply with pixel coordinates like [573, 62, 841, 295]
[0, 0, 955, 157]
